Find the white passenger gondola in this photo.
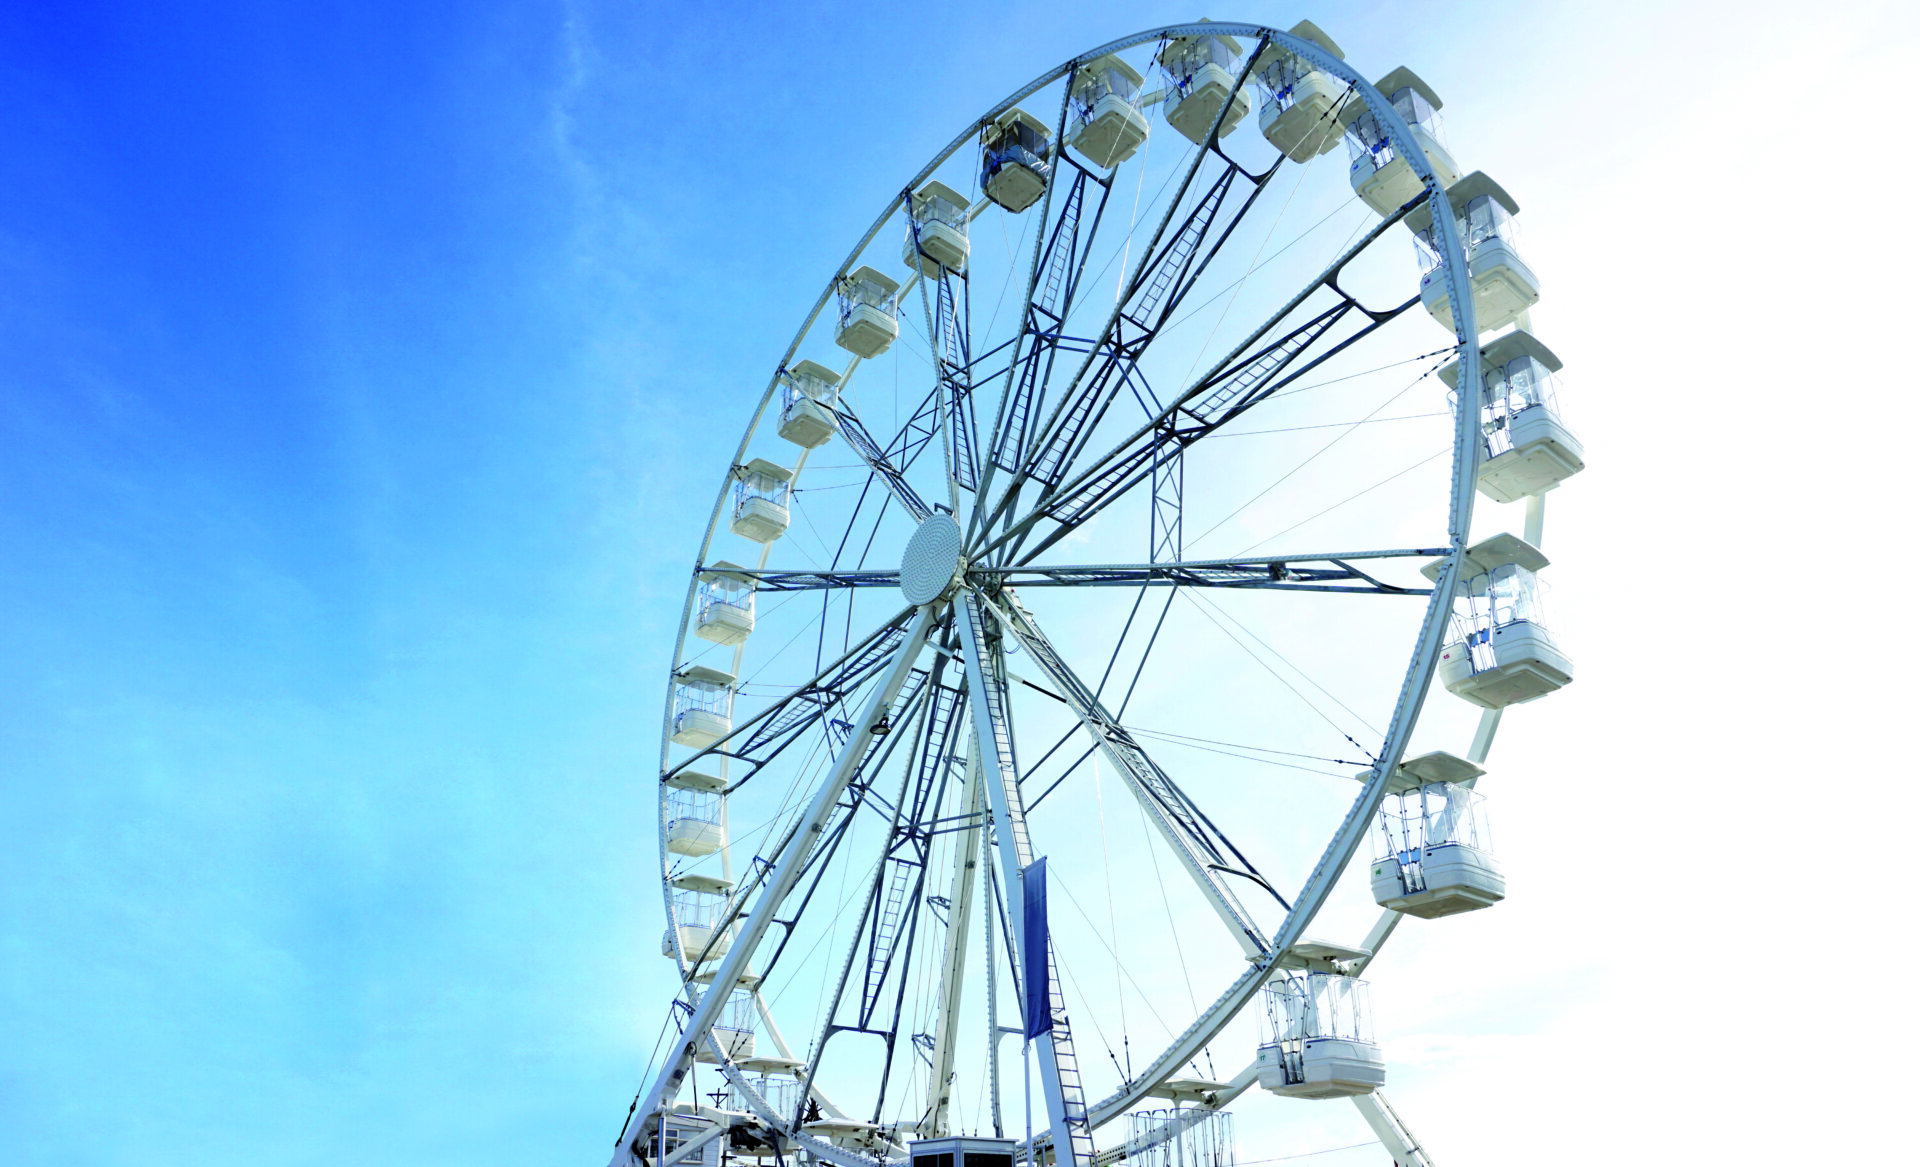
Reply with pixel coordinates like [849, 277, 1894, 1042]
[695, 988, 757, 1064]
[1346, 67, 1460, 216]
[1440, 329, 1585, 503]
[730, 1069, 799, 1122]
[663, 880, 732, 962]
[1069, 53, 1149, 167]
[666, 783, 726, 857]
[981, 107, 1053, 213]
[670, 665, 735, 747]
[1428, 534, 1573, 709]
[1369, 751, 1506, 918]
[694, 561, 755, 646]
[777, 360, 842, 450]
[901, 180, 970, 276]
[1253, 21, 1348, 162]
[1256, 970, 1385, 1099]
[1158, 29, 1253, 145]
[1411, 171, 1540, 334]
[1126, 1108, 1234, 1167]
[729, 458, 793, 543]
[835, 265, 901, 359]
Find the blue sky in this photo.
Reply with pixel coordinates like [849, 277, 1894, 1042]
[2, 2, 1916, 1165]
[1, 5, 676, 1161]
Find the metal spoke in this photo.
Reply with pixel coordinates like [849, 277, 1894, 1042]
[974, 36, 1276, 559]
[972, 137, 1119, 540]
[626, 605, 939, 1163]
[1150, 434, 1183, 564]
[973, 548, 1440, 595]
[980, 590, 1275, 957]
[912, 246, 978, 510]
[669, 607, 917, 785]
[797, 648, 963, 1131]
[830, 397, 934, 523]
[731, 568, 903, 592]
[733, 547, 1438, 597]
[740, 667, 933, 985]
[1352, 1091, 1438, 1167]
[921, 747, 983, 1136]
[977, 203, 1427, 568]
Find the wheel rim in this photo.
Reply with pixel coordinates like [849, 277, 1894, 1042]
[635, 22, 1509, 1167]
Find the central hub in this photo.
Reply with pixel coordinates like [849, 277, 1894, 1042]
[900, 512, 965, 605]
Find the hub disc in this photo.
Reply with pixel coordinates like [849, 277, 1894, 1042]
[900, 512, 964, 605]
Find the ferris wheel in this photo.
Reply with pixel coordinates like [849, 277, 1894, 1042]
[614, 19, 1581, 1167]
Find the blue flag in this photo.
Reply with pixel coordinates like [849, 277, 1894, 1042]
[1022, 857, 1052, 1039]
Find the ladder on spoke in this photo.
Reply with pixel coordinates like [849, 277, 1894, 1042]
[1041, 941, 1098, 1167]
[1126, 175, 1230, 329]
[1036, 178, 1085, 321]
[935, 274, 980, 491]
[861, 857, 918, 1020]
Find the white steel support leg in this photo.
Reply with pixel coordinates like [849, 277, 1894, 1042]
[956, 592, 1094, 1167]
[614, 606, 939, 1167]
[924, 750, 985, 1136]
[986, 832, 1008, 1138]
[1352, 1091, 1436, 1167]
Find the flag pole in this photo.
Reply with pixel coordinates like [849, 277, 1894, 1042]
[1023, 1036, 1032, 1167]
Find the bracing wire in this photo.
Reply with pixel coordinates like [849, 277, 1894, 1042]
[1126, 731, 1357, 780]
[1184, 587, 1383, 737]
[1046, 870, 1180, 1043]
[1233, 446, 1450, 558]
[1175, 588, 1378, 764]
[1237, 1144, 1380, 1164]
[1186, 358, 1447, 553]
[1206, 409, 1448, 437]
[1090, 754, 1131, 1079]
[1130, 787, 1214, 1079]
[1176, 116, 1325, 387]
[1123, 723, 1360, 765]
